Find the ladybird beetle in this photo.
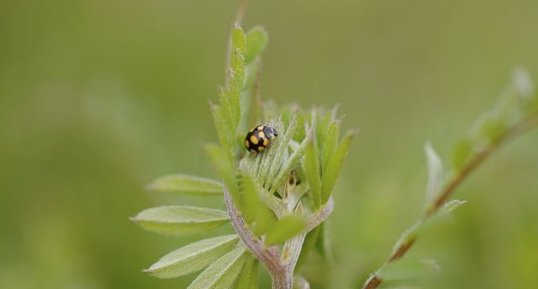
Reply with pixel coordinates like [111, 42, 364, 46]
[244, 125, 278, 153]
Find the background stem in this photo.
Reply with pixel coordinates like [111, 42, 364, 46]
[361, 115, 538, 289]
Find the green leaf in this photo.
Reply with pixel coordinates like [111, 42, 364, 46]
[424, 142, 444, 205]
[245, 26, 268, 64]
[226, 26, 247, 131]
[394, 200, 466, 254]
[265, 214, 306, 246]
[321, 130, 355, 203]
[131, 206, 229, 235]
[265, 119, 297, 187]
[206, 143, 240, 201]
[270, 131, 310, 194]
[238, 62, 260, 133]
[304, 136, 322, 209]
[256, 119, 296, 188]
[239, 171, 260, 224]
[314, 107, 336, 149]
[147, 174, 223, 195]
[451, 138, 473, 171]
[475, 112, 508, 144]
[233, 255, 259, 289]
[240, 170, 276, 236]
[210, 103, 234, 156]
[187, 246, 249, 289]
[321, 120, 341, 172]
[144, 235, 239, 279]
[377, 259, 440, 281]
[423, 199, 467, 232]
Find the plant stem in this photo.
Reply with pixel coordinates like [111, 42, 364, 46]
[271, 270, 293, 289]
[225, 189, 335, 289]
[224, 190, 282, 273]
[235, 0, 250, 25]
[361, 115, 538, 289]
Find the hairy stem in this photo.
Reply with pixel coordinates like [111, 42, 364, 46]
[224, 189, 282, 273]
[271, 270, 293, 289]
[361, 115, 537, 289]
[225, 188, 335, 289]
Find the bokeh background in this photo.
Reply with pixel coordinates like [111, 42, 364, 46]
[1, 1, 537, 289]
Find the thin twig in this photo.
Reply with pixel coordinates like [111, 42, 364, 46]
[361, 116, 538, 289]
[235, 0, 250, 26]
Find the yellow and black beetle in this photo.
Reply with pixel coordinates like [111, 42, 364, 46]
[244, 125, 278, 153]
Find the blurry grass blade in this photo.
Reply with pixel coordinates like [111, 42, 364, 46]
[513, 66, 535, 100]
[131, 206, 228, 235]
[424, 142, 444, 205]
[206, 143, 240, 201]
[187, 246, 248, 289]
[144, 235, 239, 279]
[451, 138, 473, 171]
[377, 259, 440, 281]
[475, 112, 509, 144]
[265, 214, 306, 246]
[304, 135, 322, 209]
[147, 174, 223, 195]
[245, 26, 268, 64]
[321, 130, 355, 203]
[408, 200, 467, 237]
[233, 255, 259, 289]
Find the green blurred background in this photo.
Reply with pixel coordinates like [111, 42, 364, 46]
[1, 0, 537, 288]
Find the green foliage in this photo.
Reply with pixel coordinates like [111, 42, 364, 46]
[146, 174, 223, 195]
[304, 134, 322, 209]
[269, 129, 310, 195]
[131, 206, 229, 235]
[134, 21, 353, 289]
[450, 138, 473, 171]
[424, 142, 444, 205]
[239, 169, 277, 236]
[320, 129, 355, 204]
[211, 26, 247, 158]
[450, 67, 537, 173]
[144, 235, 239, 278]
[187, 246, 249, 289]
[363, 67, 538, 289]
[265, 215, 306, 246]
[233, 255, 259, 289]
[377, 259, 440, 282]
[206, 143, 240, 200]
[245, 27, 269, 64]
